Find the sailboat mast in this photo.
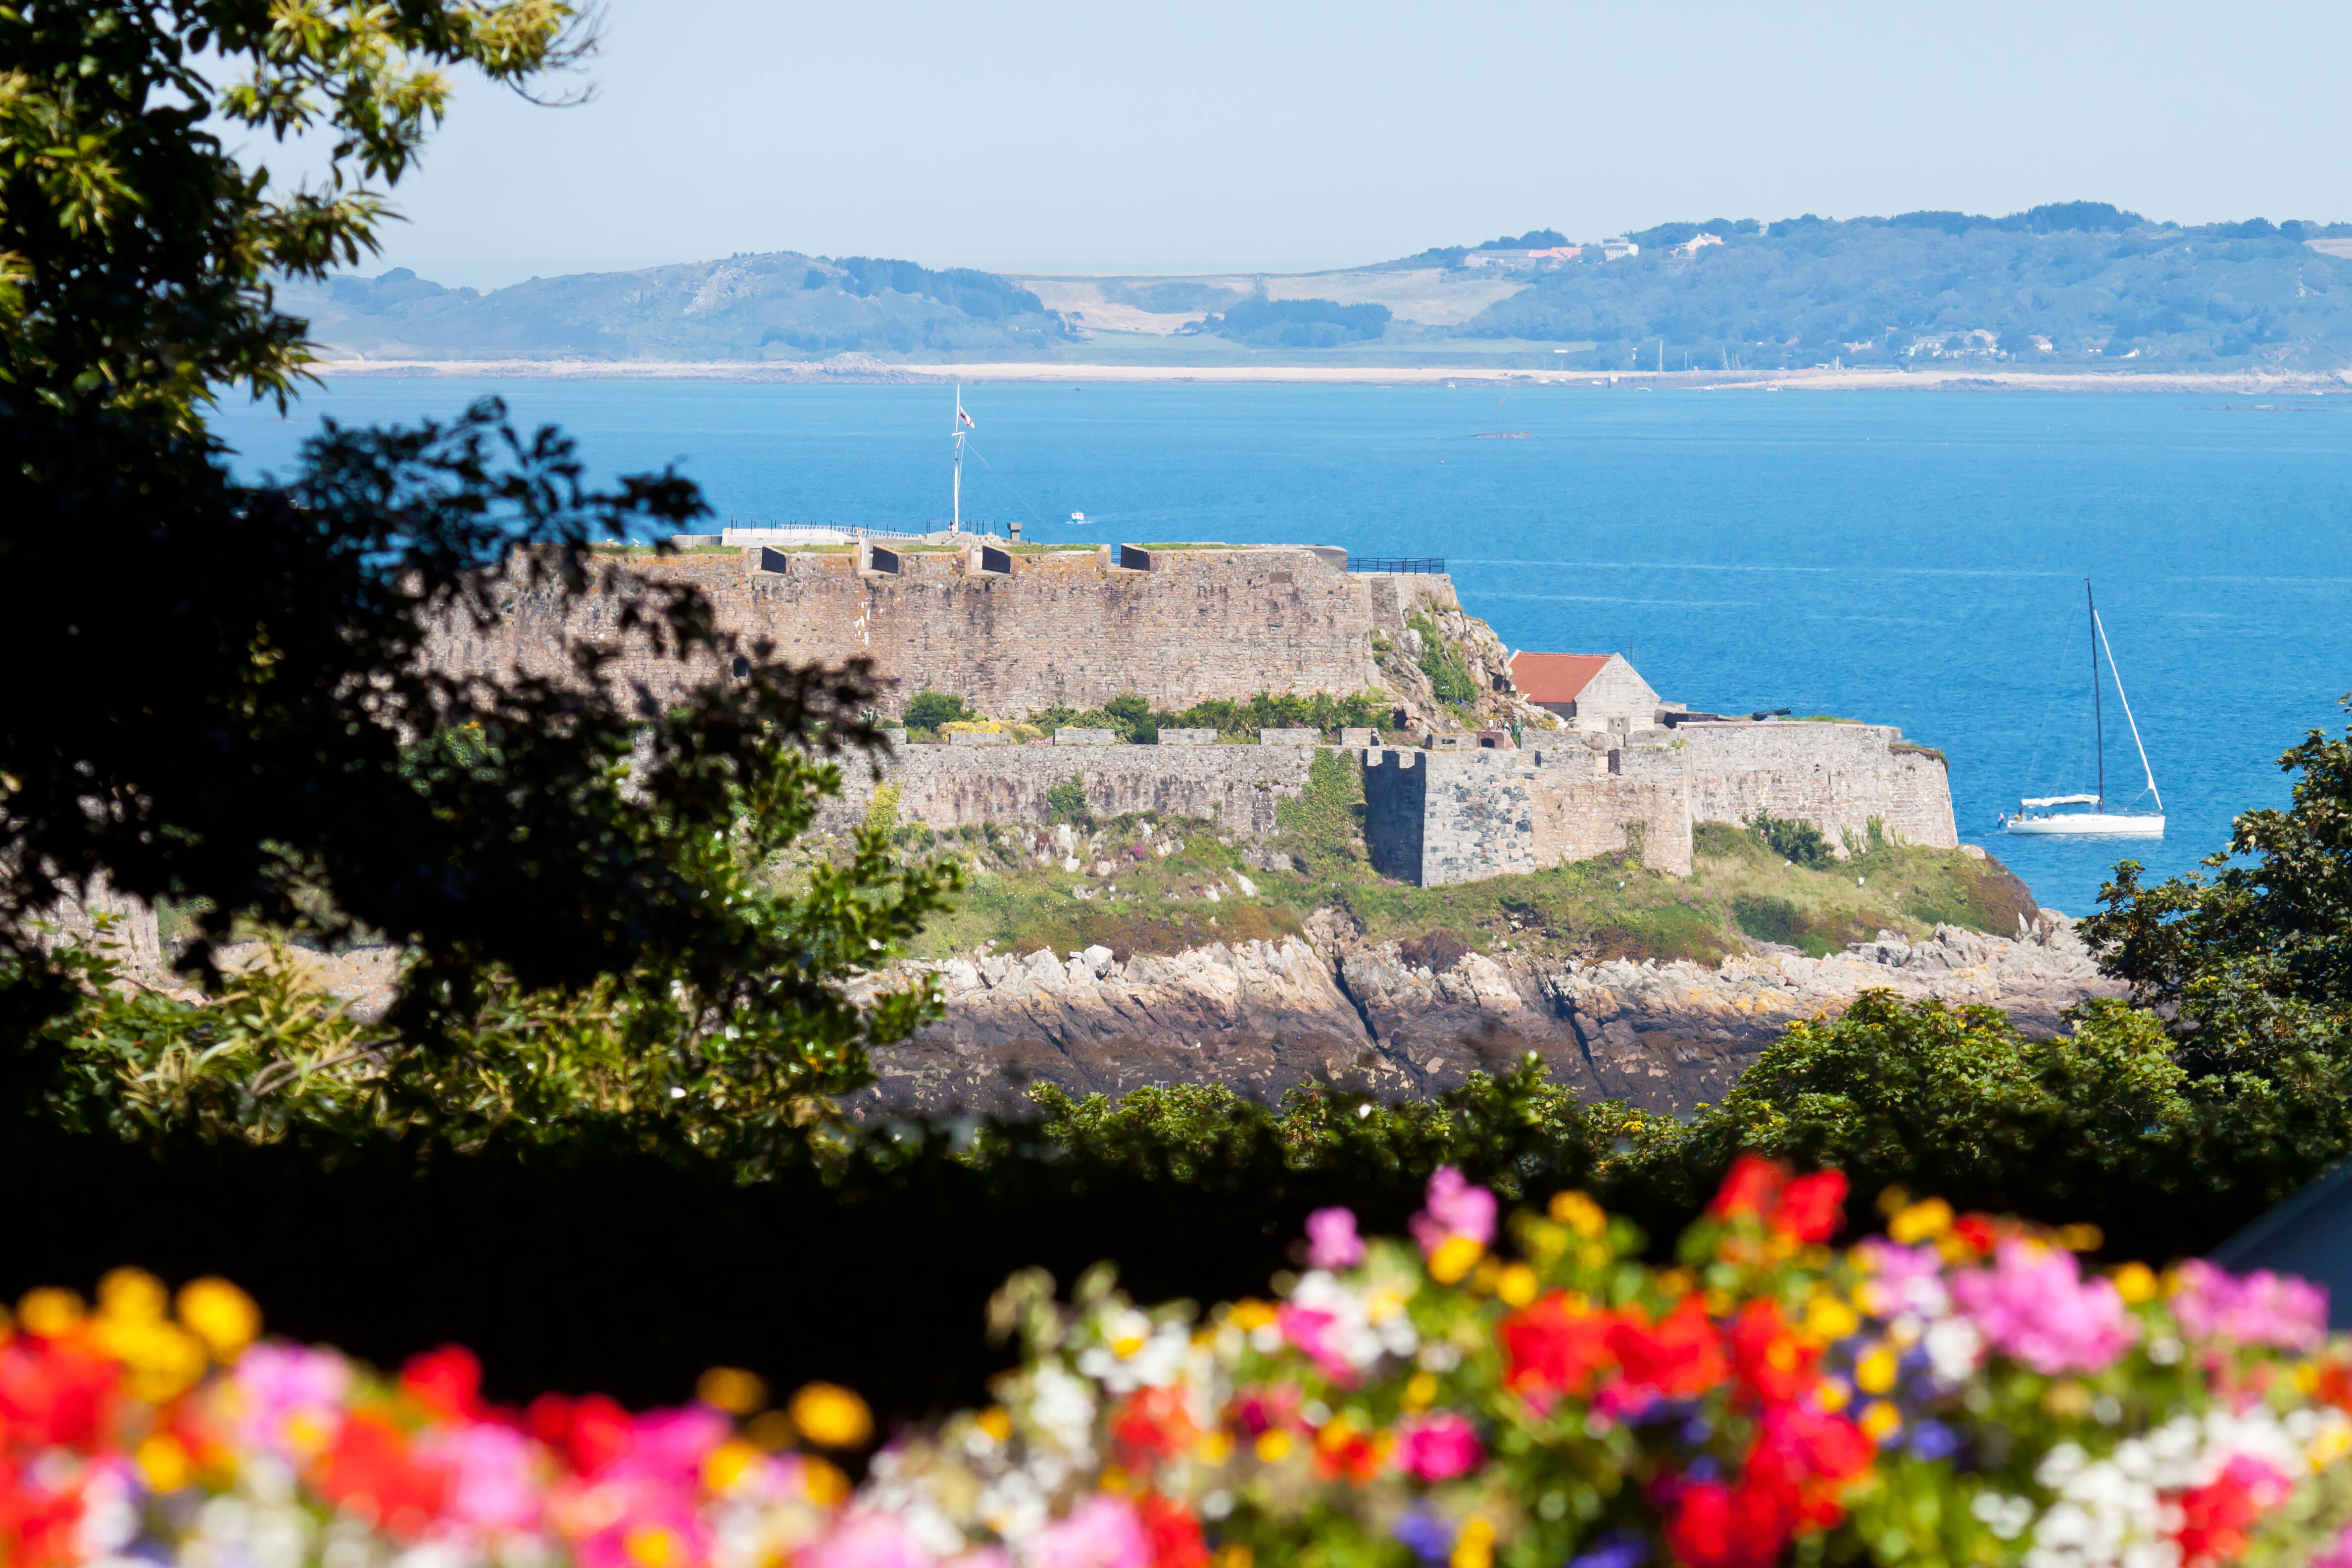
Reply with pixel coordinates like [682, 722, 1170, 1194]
[2087, 579, 2106, 811]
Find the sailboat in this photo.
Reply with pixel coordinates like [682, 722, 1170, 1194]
[2002, 581, 2164, 838]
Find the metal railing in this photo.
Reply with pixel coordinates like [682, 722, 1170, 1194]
[1346, 556, 1447, 575]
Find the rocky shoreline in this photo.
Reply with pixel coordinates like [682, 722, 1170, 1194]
[845, 909, 2119, 1119]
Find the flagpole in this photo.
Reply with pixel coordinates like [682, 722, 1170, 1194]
[952, 385, 963, 533]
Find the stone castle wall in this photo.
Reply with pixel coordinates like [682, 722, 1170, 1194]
[821, 741, 1325, 838]
[1669, 722, 1958, 852]
[1364, 746, 1694, 885]
[433, 545, 1457, 719]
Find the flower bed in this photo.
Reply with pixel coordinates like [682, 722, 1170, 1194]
[7, 1161, 2352, 1568]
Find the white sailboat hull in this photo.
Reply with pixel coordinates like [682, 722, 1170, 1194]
[2003, 812, 2164, 838]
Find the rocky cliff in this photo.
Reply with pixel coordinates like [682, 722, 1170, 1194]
[845, 909, 2119, 1119]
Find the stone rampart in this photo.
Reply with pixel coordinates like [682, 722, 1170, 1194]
[1363, 746, 1694, 885]
[825, 741, 1324, 838]
[1668, 722, 1958, 852]
[434, 546, 1458, 719]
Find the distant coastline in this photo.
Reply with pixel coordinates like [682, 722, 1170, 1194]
[311, 358, 2352, 393]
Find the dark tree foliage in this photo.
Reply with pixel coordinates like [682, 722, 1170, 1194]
[1211, 297, 1392, 347]
[0, 1, 955, 1088]
[2083, 701, 2352, 1072]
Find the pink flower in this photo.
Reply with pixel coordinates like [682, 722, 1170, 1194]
[1275, 1305, 1356, 1382]
[231, 1343, 352, 1454]
[802, 1512, 936, 1568]
[2309, 1519, 2352, 1568]
[2171, 1260, 2329, 1351]
[1409, 1167, 1496, 1259]
[1029, 1496, 1151, 1568]
[609, 1406, 733, 1485]
[1395, 1413, 1484, 1480]
[419, 1421, 543, 1533]
[1950, 1239, 2139, 1374]
[1304, 1208, 1366, 1271]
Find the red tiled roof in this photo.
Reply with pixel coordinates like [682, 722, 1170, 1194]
[1508, 652, 1611, 704]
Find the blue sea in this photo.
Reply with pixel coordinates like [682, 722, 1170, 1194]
[212, 379, 2352, 918]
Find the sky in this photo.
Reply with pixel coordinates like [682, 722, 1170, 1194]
[283, 0, 2352, 290]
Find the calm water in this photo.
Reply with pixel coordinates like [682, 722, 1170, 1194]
[213, 380, 2352, 917]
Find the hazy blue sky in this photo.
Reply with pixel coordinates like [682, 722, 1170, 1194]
[305, 0, 2352, 289]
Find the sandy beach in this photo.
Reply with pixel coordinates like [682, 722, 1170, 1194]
[311, 356, 2352, 394]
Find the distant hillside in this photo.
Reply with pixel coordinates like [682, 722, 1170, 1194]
[1452, 206, 2352, 370]
[301, 206, 2352, 371]
[290, 250, 1075, 361]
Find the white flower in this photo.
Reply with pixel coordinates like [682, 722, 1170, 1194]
[1922, 1317, 1983, 1384]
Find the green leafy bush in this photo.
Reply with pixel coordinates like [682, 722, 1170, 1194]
[902, 690, 977, 731]
[1749, 810, 1837, 869]
[1408, 612, 1480, 704]
[1045, 773, 1089, 825]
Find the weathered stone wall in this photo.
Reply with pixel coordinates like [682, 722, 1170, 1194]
[823, 741, 1324, 838]
[1362, 746, 1695, 885]
[432, 546, 1459, 719]
[1670, 722, 1959, 852]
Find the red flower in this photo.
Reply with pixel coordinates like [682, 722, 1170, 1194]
[1112, 1387, 1199, 1467]
[0, 1454, 89, 1568]
[0, 1339, 119, 1450]
[400, 1346, 487, 1423]
[1748, 1405, 1874, 1532]
[1136, 1492, 1210, 1568]
[1951, 1215, 1998, 1256]
[1665, 1475, 1793, 1568]
[1727, 1300, 1817, 1406]
[1500, 1293, 1617, 1398]
[1768, 1172, 1848, 1244]
[315, 1413, 451, 1538]
[1711, 1156, 1785, 1221]
[1610, 1297, 1728, 1400]
[2176, 1457, 2292, 1566]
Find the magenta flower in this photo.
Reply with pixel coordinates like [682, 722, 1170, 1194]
[1396, 1413, 1484, 1480]
[421, 1421, 543, 1533]
[1276, 1304, 1357, 1382]
[800, 1512, 935, 1568]
[1409, 1167, 1496, 1259]
[1029, 1496, 1151, 1568]
[2171, 1260, 2329, 1351]
[230, 1343, 352, 1454]
[1304, 1208, 1366, 1270]
[1949, 1239, 2140, 1374]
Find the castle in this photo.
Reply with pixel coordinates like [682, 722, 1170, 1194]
[442, 539, 1958, 884]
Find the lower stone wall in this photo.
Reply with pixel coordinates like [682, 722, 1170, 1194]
[1363, 748, 1694, 885]
[822, 742, 1323, 838]
[1668, 722, 1959, 852]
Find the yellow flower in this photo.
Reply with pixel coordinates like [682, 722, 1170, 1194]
[1427, 1236, 1484, 1285]
[2111, 1263, 2158, 1305]
[1817, 1378, 1851, 1412]
[1196, 1429, 1234, 1463]
[1888, 1199, 1954, 1245]
[801, 1456, 851, 1506]
[703, 1440, 761, 1491]
[976, 1406, 1014, 1443]
[1805, 1295, 1860, 1341]
[1404, 1372, 1439, 1410]
[137, 1433, 194, 1491]
[1854, 1345, 1898, 1395]
[18, 1288, 84, 1339]
[1858, 1401, 1901, 1441]
[175, 1278, 261, 1361]
[1213, 1548, 1255, 1568]
[626, 1524, 685, 1568]
[1496, 1264, 1539, 1309]
[2055, 1224, 2104, 1253]
[1548, 1190, 1609, 1240]
[788, 1383, 873, 1450]
[1228, 1300, 1277, 1331]
[695, 1367, 768, 1416]
[99, 1268, 169, 1325]
[1451, 1516, 1496, 1568]
[1254, 1428, 1294, 1464]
